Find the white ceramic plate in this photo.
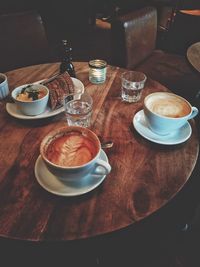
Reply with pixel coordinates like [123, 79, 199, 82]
[133, 109, 192, 145]
[34, 149, 109, 196]
[6, 78, 84, 120]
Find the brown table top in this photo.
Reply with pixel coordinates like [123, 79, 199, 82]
[187, 42, 200, 72]
[0, 62, 199, 241]
[180, 10, 200, 16]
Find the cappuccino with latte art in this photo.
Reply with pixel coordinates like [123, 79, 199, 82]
[45, 132, 98, 167]
[145, 93, 191, 118]
[144, 92, 198, 135]
[40, 126, 111, 181]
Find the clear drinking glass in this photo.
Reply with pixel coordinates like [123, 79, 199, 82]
[121, 71, 147, 103]
[64, 91, 93, 128]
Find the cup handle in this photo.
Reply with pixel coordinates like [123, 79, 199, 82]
[188, 107, 199, 120]
[92, 159, 111, 176]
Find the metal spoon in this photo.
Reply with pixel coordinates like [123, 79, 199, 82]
[101, 141, 114, 149]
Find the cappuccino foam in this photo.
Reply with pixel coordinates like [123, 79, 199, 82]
[46, 132, 98, 167]
[146, 93, 191, 118]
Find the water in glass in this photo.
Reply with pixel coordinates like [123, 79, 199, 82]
[65, 100, 92, 127]
[121, 71, 147, 103]
[121, 84, 143, 103]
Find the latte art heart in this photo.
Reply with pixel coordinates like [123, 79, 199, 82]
[46, 132, 98, 167]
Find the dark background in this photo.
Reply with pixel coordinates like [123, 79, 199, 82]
[0, 0, 199, 47]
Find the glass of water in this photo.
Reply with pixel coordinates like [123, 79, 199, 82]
[121, 71, 147, 103]
[64, 91, 93, 128]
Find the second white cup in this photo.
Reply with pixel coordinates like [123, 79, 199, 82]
[144, 92, 199, 135]
[0, 73, 9, 100]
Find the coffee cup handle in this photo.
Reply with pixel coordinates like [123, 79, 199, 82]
[189, 107, 199, 120]
[92, 159, 111, 176]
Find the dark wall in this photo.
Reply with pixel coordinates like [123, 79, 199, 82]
[0, 1, 93, 41]
[1, 0, 199, 51]
[180, 0, 200, 8]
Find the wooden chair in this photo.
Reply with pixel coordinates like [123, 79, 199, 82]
[0, 10, 57, 72]
[110, 6, 200, 106]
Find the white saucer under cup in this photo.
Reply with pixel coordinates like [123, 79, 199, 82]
[34, 149, 109, 197]
[133, 110, 192, 145]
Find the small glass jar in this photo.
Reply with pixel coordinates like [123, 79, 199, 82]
[89, 59, 107, 84]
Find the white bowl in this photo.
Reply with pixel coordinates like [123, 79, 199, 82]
[11, 84, 49, 116]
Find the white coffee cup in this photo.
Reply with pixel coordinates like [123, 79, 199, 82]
[40, 126, 111, 181]
[144, 92, 199, 135]
[0, 73, 9, 100]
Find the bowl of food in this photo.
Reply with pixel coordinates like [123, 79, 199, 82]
[11, 83, 49, 116]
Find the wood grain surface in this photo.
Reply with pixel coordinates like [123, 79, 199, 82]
[187, 42, 200, 72]
[0, 62, 199, 241]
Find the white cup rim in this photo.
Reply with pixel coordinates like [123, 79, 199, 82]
[40, 126, 101, 170]
[0, 73, 7, 84]
[144, 92, 192, 119]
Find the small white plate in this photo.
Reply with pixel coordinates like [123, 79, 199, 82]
[6, 77, 84, 120]
[34, 149, 109, 196]
[133, 109, 192, 145]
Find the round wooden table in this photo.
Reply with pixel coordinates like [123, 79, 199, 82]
[0, 62, 199, 242]
[187, 42, 200, 72]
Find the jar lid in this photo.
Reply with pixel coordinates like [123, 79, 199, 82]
[89, 59, 107, 69]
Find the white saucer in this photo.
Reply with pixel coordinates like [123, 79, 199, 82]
[6, 103, 64, 120]
[34, 149, 109, 196]
[133, 110, 192, 145]
[6, 77, 84, 120]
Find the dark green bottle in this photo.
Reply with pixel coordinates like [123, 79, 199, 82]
[59, 40, 76, 77]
